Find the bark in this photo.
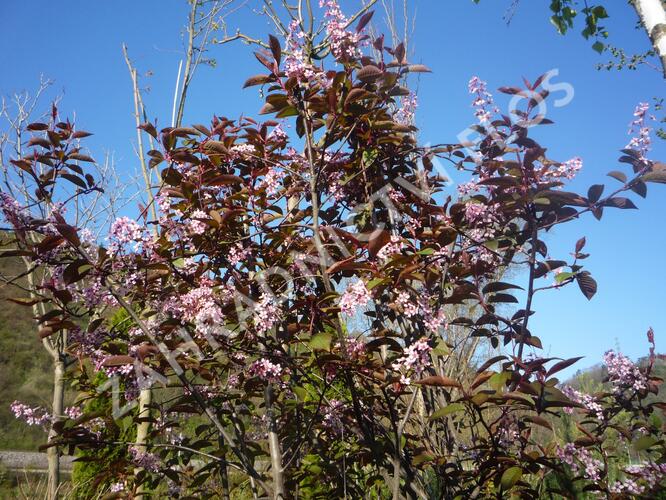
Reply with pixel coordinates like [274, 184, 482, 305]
[265, 384, 285, 499]
[47, 359, 65, 500]
[632, 0, 666, 77]
[134, 388, 152, 498]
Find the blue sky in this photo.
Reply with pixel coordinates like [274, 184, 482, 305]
[1, 0, 664, 377]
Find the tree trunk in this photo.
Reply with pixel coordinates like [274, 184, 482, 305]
[265, 385, 285, 499]
[47, 359, 65, 500]
[632, 0, 666, 77]
[134, 388, 152, 498]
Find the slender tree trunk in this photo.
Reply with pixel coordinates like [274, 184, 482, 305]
[134, 387, 152, 498]
[265, 384, 285, 499]
[632, 0, 666, 77]
[47, 358, 65, 500]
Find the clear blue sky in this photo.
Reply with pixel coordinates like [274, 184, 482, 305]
[1, 0, 664, 377]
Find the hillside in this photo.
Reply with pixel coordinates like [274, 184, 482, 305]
[0, 256, 53, 451]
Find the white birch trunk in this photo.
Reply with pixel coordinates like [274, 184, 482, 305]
[633, 0, 666, 77]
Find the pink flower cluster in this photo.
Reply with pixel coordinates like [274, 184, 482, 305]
[109, 482, 125, 493]
[107, 216, 146, 256]
[561, 385, 604, 421]
[339, 280, 372, 316]
[320, 0, 362, 61]
[337, 336, 366, 359]
[603, 350, 647, 393]
[0, 193, 30, 229]
[396, 290, 419, 317]
[556, 443, 603, 482]
[10, 401, 51, 427]
[229, 143, 256, 159]
[392, 338, 432, 385]
[457, 180, 480, 197]
[626, 102, 652, 159]
[284, 20, 328, 86]
[129, 445, 161, 472]
[267, 123, 288, 143]
[322, 399, 346, 433]
[228, 242, 252, 266]
[186, 209, 208, 235]
[65, 406, 83, 420]
[546, 157, 582, 181]
[468, 76, 498, 124]
[376, 235, 406, 263]
[249, 358, 283, 382]
[496, 417, 521, 449]
[260, 167, 285, 196]
[464, 202, 498, 225]
[610, 462, 666, 495]
[254, 293, 281, 335]
[174, 284, 225, 338]
[421, 301, 447, 334]
[394, 92, 418, 126]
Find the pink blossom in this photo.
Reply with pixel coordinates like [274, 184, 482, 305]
[65, 406, 83, 420]
[254, 293, 281, 334]
[0, 193, 30, 229]
[228, 242, 252, 266]
[109, 482, 125, 493]
[626, 102, 652, 159]
[259, 167, 285, 196]
[468, 76, 498, 124]
[320, 0, 362, 61]
[326, 171, 347, 202]
[336, 336, 366, 359]
[394, 92, 418, 126]
[561, 385, 604, 420]
[249, 358, 283, 382]
[129, 445, 161, 472]
[610, 462, 666, 495]
[186, 209, 208, 235]
[229, 143, 256, 159]
[322, 399, 346, 433]
[268, 123, 288, 143]
[10, 401, 51, 427]
[284, 20, 323, 84]
[339, 280, 372, 316]
[392, 338, 432, 385]
[547, 157, 582, 181]
[376, 235, 405, 262]
[419, 298, 447, 334]
[396, 291, 418, 317]
[556, 443, 603, 482]
[603, 350, 647, 393]
[107, 216, 145, 256]
[170, 284, 226, 338]
[464, 202, 497, 225]
[457, 180, 480, 197]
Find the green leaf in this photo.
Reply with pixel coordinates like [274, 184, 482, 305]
[429, 403, 465, 420]
[555, 271, 574, 284]
[633, 436, 658, 451]
[293, 386, 308, 402]
[592, 41, 605, 54]
[310, 332, 333, 351]
[501, 466, 523, 490]
[366, 278, 385, 290]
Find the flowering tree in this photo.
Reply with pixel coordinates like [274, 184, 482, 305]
[2, 1, 666, 498]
